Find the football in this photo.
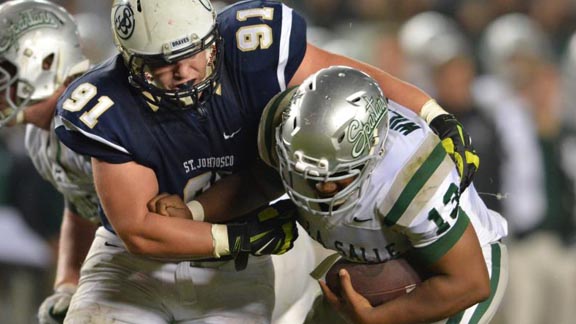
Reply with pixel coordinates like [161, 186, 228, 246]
[325, 258, 423, 306]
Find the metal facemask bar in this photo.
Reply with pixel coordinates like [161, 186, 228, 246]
[276, 127, 377, 217]
[128, 26, 222, 111]
[0, 62, 33, 127]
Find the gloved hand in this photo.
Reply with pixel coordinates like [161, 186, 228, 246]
[429, 113, 479, 193]
[227, 199, 299, 257]
[223, 200, 299, 271]
[37, 284, 76, 324]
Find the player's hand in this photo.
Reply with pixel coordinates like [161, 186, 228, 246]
[319, 269, 373, 324]
[429, 114, 479, 193]
[227, 199, 299, 256]
[147, 193, 192, 219]
[37, 284, 76, 324]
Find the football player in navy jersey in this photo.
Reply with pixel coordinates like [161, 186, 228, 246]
[54, 0, 477, 323]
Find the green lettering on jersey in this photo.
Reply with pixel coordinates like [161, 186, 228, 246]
[389, 111, 421, 136]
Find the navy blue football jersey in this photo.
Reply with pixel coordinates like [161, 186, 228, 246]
[55, 0, 307, 231]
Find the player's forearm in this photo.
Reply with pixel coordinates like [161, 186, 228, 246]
[53, 208, 98, 288]
[363, 66, 430, 114]
[292, 44, 431, 114]
[118, 211, 216, 259]
[362, 225, 490, 324]
[361, 273, 489, 324]
[197, 164, 285, 223]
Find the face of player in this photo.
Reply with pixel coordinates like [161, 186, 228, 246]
[150, 49, 210, 91]
[312, 176, 357, 199]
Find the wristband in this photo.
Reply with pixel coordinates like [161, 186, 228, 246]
[420, 99, 448, 124]
[54, 282, 77, 295]
[15, 110, 25, 125]
[186, 200, 205, 221]
[210, 224, 230, 258]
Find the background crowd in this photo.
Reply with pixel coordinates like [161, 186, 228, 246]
[1, 0, 575, 323]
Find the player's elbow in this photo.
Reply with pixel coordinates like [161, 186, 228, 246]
[462, 274, 491, 306]
[472, 276, 491, 302]
[118, 231, 154, 256]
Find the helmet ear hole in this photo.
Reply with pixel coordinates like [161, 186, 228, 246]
[337, 133, 345, 144]
[307, 80, 314, 91]
[0, 61, 17, 79]
[42, 54, 55, 71]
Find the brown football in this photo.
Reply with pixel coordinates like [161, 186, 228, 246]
[325, 258, 423, 306]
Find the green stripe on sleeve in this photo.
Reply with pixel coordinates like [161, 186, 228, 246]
[407, 208, 470, 266]
[384, 142, 448, 226]
[469, 243, 503, 323]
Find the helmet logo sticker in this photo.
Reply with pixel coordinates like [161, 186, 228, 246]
[0, 8, 62, 53]
[198, 0, 213, 11]
[114, 5, 135, 40]
[347, 96, 388, 158]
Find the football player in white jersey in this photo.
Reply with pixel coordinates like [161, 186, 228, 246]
[0, 1, 95, 323]
[263, 66, 509, 324]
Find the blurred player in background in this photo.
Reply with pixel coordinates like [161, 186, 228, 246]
[0, 1, 95, 323]
[54, 0, 477, 323]
[262, 66, 508, 324]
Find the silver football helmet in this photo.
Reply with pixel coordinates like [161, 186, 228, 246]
[111, 0, 221, 110]
[479, 13, 552, 81]
[0, 0, 89, 127]
[276, 66, 389, 217]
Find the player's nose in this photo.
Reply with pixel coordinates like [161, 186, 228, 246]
[173, 61, 195, 82]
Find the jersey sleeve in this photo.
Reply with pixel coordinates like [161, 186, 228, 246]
[54, 58, 135, 164]
[54, 118, 132, 164]
[218, 0, 307, 116]
[376, 132, 469, 265]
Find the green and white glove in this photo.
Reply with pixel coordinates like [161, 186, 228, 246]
[211, 200, 299, 258]
[37, 284, 76, 324]
[421, 100, 479, 194]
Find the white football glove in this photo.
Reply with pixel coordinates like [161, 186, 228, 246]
[38, 284, 77, 324]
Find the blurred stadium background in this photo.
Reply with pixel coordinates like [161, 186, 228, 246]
[1, 0, 576, 323]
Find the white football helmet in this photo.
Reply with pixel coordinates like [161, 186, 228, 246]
[0, 0, 89, 127]
[479, 13, 552, 79]
[111, 0, 221, 110]
[398, 11, 469, 93]
[276, 66, 389, 217]
[399, 11, 469, 68]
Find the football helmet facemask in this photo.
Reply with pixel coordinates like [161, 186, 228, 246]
[276, 66, 389, 217]
[0, 0, 89, 127]
[111, 0, 222, 111]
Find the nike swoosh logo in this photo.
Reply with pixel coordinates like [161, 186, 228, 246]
[223, 128, 242, 140]
[104, 241, 121, 248]
[353, 217, 371, 223]
[255, 239, 275, 255]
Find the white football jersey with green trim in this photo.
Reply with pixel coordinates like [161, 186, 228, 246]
[297, 101, 507, 264]
[25, 122, 99, 223]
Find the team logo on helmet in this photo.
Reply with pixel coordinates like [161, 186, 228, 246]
[0, 8, 62, 53]
[347, 96, 388, 158]
[114, 4, 135, 40]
